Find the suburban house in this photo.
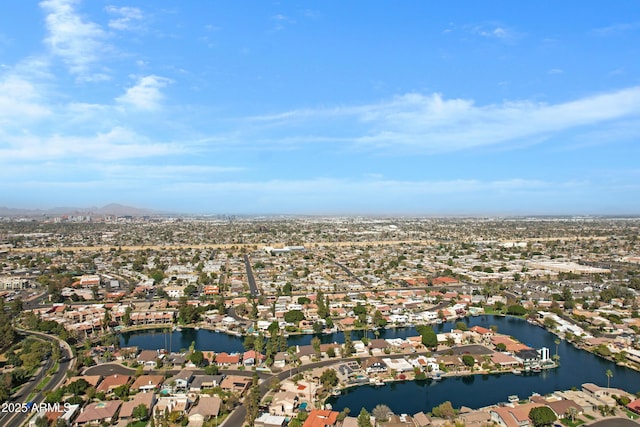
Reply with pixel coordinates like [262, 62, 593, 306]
[242, 350, 266, 366]
[301, 409, 339, 427]
[220, 375, 252, 394]
[154, 396, 191, 418]
[215, 352, 240, 366]
[255, 413, 287, 427]
[361, 356, 387, 374]
[137, 349, 161, 368]
[131, 375, 164, 393]
[164, 369, 194, 392]
[73, 401, 122, 426]
[268, 391, 299, 417]
[119, 392, 155, 422]
[187, 395, 222, 424]
[189, 374, 224, 392]
[96, 374, 131, 394]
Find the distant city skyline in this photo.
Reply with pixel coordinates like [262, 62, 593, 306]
[1, 1, 639, 215]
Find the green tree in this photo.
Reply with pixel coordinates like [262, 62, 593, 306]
[320, 369, 338, 388]
[462, 355, 475, 367]
[357, 408, 373, 427]
[189, 350, 204, 367]
[432, 401, 456, 419]
[282, 282, 292, 296]
[343, 332, 355, 357]
[284, 310, 305, 323]
[66, 378, 89, 395]
[420, 327, 438, 349]
[373, 310, 388, 328]
[311, 336, 322, 358]
[455, 321, 468, 331]
[506, 305, 527, 316]
[133, 404, 149, 420]
[113, 384, 130, 400]
[528, 406, 556, 427]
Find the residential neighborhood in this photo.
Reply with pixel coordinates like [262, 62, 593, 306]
[1, 216, 640, 427]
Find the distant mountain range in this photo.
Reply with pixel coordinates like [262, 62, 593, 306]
[0, 203, 162, 217]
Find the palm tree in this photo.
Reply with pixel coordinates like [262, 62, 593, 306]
[605, 369, 613, 388]
[372, 404, 393, 423]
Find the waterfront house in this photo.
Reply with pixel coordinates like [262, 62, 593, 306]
[530, 396, 582, 419]
[215, 352, 240, 366]
[437, 355, 464, 371]
[361, 356, 387, 374]
[137, 349, 161, 367]
[269, 390, 299, 416]
[515, 349, 540, 367]
[273, 351, 288, 368]
[412, 412, 431, 427]
[302, 409, 339, 427]
[490, 352, 520, 369]
[457, 409, 493, 427]
[243, 350, 266, 366]
[490, 402, 544, 427]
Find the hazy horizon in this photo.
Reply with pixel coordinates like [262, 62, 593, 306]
[1, 2, 639, 214]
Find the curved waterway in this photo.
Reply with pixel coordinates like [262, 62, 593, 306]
[120, 316, 640, 414]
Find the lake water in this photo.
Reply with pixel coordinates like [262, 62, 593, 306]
[120, 316, 640, 414]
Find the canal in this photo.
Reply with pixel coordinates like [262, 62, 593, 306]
[120, 316, 640, 414]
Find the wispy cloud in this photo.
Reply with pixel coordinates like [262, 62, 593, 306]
[593, 21, 640, 36]
[449, 22, 522, 43]
[116, 75, 172, 110]
[106, 5, 144, 31]
[246, 87, 640, 154]
[0, 75, 51, 125]
[0, 126, 185, 162]
[40, 0, 109, 80]
[271, 14, 296, 32]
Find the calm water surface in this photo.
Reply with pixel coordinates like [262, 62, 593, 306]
[120, 316, 640, 414]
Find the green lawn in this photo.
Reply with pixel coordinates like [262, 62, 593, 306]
[34, 376, 51, 392]
[560, 418, 585, 427]
[624, 409, 639, 420]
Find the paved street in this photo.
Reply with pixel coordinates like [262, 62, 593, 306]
[2, 330, 73, 427]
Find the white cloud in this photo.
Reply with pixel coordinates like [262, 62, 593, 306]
[40, 0, 109, 79]
[106, 5, 144, 31]
[0, 126, 184, 162]
[248, 87, 640, 154]
[116, 75, 172, 110]
[548, 68, 563, 75]
[0, 75, 51, 124]
[593, 21, 640, 36]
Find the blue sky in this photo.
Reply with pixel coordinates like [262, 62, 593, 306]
[1, 1, 639, 215]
